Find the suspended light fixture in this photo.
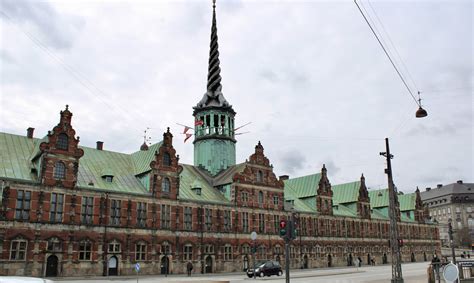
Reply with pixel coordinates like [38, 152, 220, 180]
[415, 91, 428, 118]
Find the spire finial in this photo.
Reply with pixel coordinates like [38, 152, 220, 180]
[207, 0, 222, 93]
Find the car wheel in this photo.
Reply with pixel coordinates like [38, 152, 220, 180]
[278, 270, 283, 276]
[247, 274, 253, 278]
[260, 272, 264, 277]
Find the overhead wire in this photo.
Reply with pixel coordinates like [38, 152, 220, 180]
[353, 0, 420, 106]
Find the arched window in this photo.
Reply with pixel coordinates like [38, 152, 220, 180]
[56, 133, 68, 150]
[162, 178, 170, 193]
[258, 191, 263, 204]
[54, 162, 66, 180]
[163, 152, 171, 166]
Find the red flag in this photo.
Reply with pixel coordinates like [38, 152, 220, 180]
[183, 126, 191, 134]
[194, 120, 204, 126]
[184, 133, 192, 143]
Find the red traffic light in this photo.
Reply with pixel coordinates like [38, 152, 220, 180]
[279, 220, 287, 229]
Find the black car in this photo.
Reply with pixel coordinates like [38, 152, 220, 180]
[247, 261, 283, 278]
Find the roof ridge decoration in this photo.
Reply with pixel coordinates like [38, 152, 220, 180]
[195, 0, 232, 110]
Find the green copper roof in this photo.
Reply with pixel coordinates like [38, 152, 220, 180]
[332, 181, 360, 205]
[398, 193, 416, 211]
[371, 208, 389, 220]
[213, 163, 246, 186]
[368, 188, 389, 208]
[333, 204, 357, 217]
[179, 164, 230, 204]
[131, 142, 162, 175]
[284, 173, 321, 198]
[0, 133, 37, 182]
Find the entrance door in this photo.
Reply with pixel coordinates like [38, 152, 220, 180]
[348, 253, 353, 266]
[367, 253, 371, 265]
[303, 255, 308, 269]
[160, 256, 169, 275]
[45, 255, 58, 277]
[327, 254, 332, 267]
[205, 255, 213, 273]
[108, 256, 118, 276]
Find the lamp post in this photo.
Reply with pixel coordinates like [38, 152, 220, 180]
[448, 219, 456, 264]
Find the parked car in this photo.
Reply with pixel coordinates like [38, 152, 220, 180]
[0, 277, 54, 283]
[246, 260, 283, 278]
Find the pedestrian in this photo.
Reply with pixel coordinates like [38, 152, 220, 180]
[371, 258, 375, 266]
[187, 261, 193, 276]
[357, 256, 362, 267]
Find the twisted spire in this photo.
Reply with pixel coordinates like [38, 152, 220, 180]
[207, 0, 222, 92]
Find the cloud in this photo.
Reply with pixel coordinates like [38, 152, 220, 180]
[1, 0, 83, 49]
[278, 149, 307, 175]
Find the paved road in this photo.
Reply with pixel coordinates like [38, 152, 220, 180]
[50, 262, 430, 283]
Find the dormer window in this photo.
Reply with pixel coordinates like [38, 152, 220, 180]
[256, 170, 263, 182]
[53, 162, 66, 180]
[104, 176, 113, 183]
[162, 177, 170, 193]
[56, 133, 68, 150]
[163, 152, 171, 166]
[192, 188, 201, 195]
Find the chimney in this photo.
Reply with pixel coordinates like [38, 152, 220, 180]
[425, 187, 431, 192]
[279, 175, 289, 181]
[26, 127, 35, 139]
[96, 141, 104, 150]
[437, 184, 443, 189]
[457, 180, 463, 184]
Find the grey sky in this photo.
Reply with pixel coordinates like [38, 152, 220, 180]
[0, 0, 472, 193]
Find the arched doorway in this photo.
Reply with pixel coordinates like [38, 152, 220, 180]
[205, 255, 213, 273]
[382, 253, 388, 264]
[45, 255, 58, 277]
[108, 256, 118, 276]
[243, 255, 249, 271]
[347, 253, 353, 266]
[327, 254, 332, 267]
[423, 252, 427, 261]
[411, 252, 416, 262]
[367, 253, 371, 265]
[160, 256, 169, 275]
[303, 255, 308, 269]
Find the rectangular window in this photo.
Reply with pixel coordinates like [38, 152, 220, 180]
[205, 208, 212, 231]
[184, 207, 192, 230]
[224, 245, 232, 261]
[15, 190, 31, 221]
[448, 207, 452, 214]
[242, 212, 249, 233]
[50, 193, 63, 223]
[135, 243, 146, 261]
[467, 207, 472, 213]
[110, 199, 121, 226]
[241, 192, 248, 204]
[456, 207, 461, 213]
[273, 215, 279, 233]
[81, 197, 93, 225]
[223, 210, 231, 231]
[183, 245, 193, 261]
[161, 204, 170, 229]
[10, 240, 27, 260]
[258, 213, 265, 233]
[137, 202, 147, 228]
[273, 195, 279, 206]
[108, 242, 121, 253]
[79, 241, 91, 261]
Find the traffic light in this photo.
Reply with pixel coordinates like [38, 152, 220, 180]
[279, 220, 287, 237]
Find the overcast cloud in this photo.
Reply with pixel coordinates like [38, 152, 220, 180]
[0, 0, 472, 193]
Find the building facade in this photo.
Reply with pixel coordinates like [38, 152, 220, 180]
[0, 2, 439, 278]
[421, 181, 474, 248]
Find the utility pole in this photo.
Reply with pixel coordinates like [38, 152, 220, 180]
[380, 138, 404, 283]
[448, 220, 456, 264]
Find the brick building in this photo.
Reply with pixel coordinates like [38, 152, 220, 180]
[0, 1, 439, 278]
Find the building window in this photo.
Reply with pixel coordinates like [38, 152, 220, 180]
[258, 191, 264, 205]
[10, 239, 27, 261]
[135, 242, 146, 261]
[162, 178, 170, 194]
[241, 192, 249, 204]
[163, 153, 171, 166]
[161, 204, 170, 229]
[110, 200, 121, 226]
[242, 244, 250, 254]
[79, 241, 91, 261]
[81, 197, 93, 225]
[224, 245, 232, 261]
[257, 245, 266, 260]
[137, 202, 147, 228]
[205, 208, 212, 231]
[108, 241, 121, 253]
[50, 193, 64, 223]
[205, 244, 214, 254]
[258, 213, 265, 233]
[53, 162, 66, 180]
[161, 242, 171, 255]
[223, 210, 231, 231]
[273, 215, 280, 233]
[256, 170, 263, 182]
[47, 237, 61, 252]
[15, 190, 31, 221]
[105, 176, 113, 183]
[56, 133, 68, 150]
[183, 244, 193, 261]
[274, 245, 281, 255]
[184, 207, 192, 230]
[242, 212, 249, 233]
[273, 195, 279, 206]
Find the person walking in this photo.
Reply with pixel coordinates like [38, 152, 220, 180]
[187, 261, 193, 276]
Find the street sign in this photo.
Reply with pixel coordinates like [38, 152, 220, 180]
[250, 231, 257, 241]
[135, 262, 141, 272]
[443, 262, 459, 283]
